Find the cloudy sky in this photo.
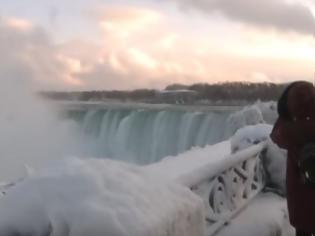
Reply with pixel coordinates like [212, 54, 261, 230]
[1, 0, 315, 90]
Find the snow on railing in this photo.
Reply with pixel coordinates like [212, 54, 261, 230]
[0, 142, 267, 236]
[178, 142, 267, 236]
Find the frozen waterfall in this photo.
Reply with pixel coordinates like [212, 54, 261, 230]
[60, 101, 276, 164]
[65, 108, 233, 164]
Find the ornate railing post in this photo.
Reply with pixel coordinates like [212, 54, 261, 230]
[178, 142, 267, 236]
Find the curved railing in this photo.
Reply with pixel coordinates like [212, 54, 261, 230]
[0, 141, 268, 236]
[177, 142, 267, 235]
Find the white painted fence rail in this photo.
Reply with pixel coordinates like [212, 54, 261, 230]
[183, 142, 268, 235]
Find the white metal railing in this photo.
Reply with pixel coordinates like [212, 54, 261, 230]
[178, 142, 267, 236]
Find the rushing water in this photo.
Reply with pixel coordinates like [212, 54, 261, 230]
[61, 103, 237, 164]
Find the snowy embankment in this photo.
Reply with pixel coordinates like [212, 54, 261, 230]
[0, 158, 205, 236]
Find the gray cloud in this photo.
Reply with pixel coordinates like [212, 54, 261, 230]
[174, 0, 315, 34]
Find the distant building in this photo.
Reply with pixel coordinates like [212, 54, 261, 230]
[157, 89, 198, 104]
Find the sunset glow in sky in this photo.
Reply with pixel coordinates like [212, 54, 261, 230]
[1, 0, 315, 90]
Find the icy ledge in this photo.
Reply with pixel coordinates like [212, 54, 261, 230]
[217, 193, 294, 236]
[0, 158, 205, 236]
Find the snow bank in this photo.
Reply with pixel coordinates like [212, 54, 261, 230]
[0, 158, 205, 236]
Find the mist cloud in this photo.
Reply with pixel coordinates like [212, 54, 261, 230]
[0, 17, 81, 181]
[174, 0, 315, 35]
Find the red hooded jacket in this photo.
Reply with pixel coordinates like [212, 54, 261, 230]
[271, 81, 315, 232]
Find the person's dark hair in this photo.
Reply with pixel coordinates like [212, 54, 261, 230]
[277, 81, 306, 121]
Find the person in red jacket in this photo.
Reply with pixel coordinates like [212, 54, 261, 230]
[271, 81, 315, 236]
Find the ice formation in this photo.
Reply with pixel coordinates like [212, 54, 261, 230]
[0, 158, 205, 236]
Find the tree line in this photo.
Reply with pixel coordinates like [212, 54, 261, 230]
[40, 82, 288, 103]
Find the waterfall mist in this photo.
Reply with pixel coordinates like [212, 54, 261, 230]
[0, 81, 78, 182]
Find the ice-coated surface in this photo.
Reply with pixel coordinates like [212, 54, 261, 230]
[147, 141, 231, 183]
[230, 124, 272, 153]
[264, 139, 287, 195]
[255, 101, 278, 124]
[0, 158, 205, 236]
[230, 123, 286, 195]
[0, 100, 288, 236]
[226, 101, 277, 137]
[217, 193, 293, 236]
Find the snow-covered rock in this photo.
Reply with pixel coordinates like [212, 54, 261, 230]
[0, 158, 205, 236]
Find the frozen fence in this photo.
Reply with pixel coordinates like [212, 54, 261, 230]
[0, 142, 267, 236]
[179, 142, 267, 235]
